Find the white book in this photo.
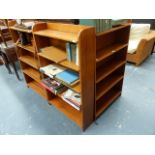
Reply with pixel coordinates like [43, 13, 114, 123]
[62, 97, 80, 111]
[40, 64, 66, 78]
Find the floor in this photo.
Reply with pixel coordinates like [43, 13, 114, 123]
[0, 54, 155, 135]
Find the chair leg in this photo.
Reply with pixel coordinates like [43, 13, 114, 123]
[1, 53, 12, 74]
[11, 62, 21, 81]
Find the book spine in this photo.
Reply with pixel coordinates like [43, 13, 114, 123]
[40, 82, 55, 93]
[75, 45, 79, 66]
[66, 43, 72, 62]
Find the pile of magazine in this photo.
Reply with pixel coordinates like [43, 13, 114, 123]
[41, 77, 66, 95]
[61, 89, 81, 110]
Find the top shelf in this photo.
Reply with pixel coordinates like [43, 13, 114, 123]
[10, 26, 32, 33]
[96, 43, 128, 63]
[33, 29, 79, 43]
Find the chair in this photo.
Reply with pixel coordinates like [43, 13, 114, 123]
[0, 24, 21, 80]
[127, 23, 155, 65]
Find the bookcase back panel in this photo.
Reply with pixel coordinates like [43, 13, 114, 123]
[34, 35, 51, 52]
[49, 38, 67, 51]
[96, 32, 116, 51]
[115, 26, 130, 44]
[38, 56, 54, 67]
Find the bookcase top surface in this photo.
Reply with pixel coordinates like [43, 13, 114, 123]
[33, 22, 95, 43]
[10, 26, 32, 33]
[34, 29, 79, 43]
[96, 24, 131, 36]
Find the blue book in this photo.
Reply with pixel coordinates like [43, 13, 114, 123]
[56, 69, 79, 85]
[66, 43, 72, 62]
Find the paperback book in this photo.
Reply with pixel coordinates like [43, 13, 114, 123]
[61, 89, 81, 110]
[40, 64, 66, 78]
[41, 77, 66, 95]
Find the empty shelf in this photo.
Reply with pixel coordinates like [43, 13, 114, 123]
[19, 55, 38, 69]
[96, 60, 126, 83]
[96, 43, 128, 63]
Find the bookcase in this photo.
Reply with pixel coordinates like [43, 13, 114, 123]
[8, 21, 51, 100]
[8, 20, 130, 130]
[95, 24, 130, 117]
[9, 21, 96, 130]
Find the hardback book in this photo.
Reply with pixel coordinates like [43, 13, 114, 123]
[56, 69, 79, 85]
[40, 64, 66, 78]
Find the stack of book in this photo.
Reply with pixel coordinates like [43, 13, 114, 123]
[41, 77, 67, 95]
[66, 42, 79, 66]
[61, 89, 81, 110]
[40, 64, 79, 86]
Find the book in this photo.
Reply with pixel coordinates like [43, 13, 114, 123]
[56, 69, 79, 85]
[66, 43, 72, 62]
[66, 42, 79, 66]
[61, 89, 81, 110]
[41, 77, 66, 94]
[40, 64, 66, 78]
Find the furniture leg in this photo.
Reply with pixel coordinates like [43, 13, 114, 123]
[11, 61, 21, 81]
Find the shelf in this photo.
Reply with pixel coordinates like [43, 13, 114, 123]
[17, 43, 35, 53]
[38, 46, 66, 63]
[34, 29, 78, 43]
[49, 97, 82, 128]
[23, 68, 41, 83]
[96, 90, 121, 117]
[96, 60, 126, 83]
[54, 78, 81, 94]
[96, 43, 128, 63]
[19, 55, 38, 69]
[96, 75, 123, 101]
[10, 26, 32, 33]
[72, 82, 81, 93]
[60, 60, 79, 72]
[27, 81, 48, 100]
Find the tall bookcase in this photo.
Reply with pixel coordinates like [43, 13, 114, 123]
[95, 24, 130, 117]
[9, 21, 130, 130]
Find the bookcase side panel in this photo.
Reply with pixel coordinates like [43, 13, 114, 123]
[79, 27, 96, 129]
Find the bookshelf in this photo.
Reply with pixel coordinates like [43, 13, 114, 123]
[9, 20, 130, 130]
[33, 22, 95, 129]
[95, 24, 130, 117]
[9, 21, 49, 101]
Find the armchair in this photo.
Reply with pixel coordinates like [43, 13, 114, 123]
[127, 24, 155, 65]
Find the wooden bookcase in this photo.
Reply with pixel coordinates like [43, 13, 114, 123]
[8, 21, 49, 100]
[9, 21, 96, 130]
[95, 24, 130, 117]
[8, 21, 130, 130]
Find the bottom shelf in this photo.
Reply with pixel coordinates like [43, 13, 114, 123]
[96, 79, 123, 117]
[49, 97, 82, 128]
[27, 81, 48, 100]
